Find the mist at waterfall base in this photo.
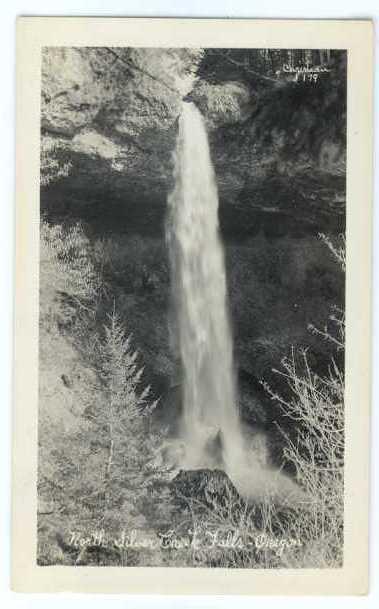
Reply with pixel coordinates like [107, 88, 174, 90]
[165, 102, 303, 504]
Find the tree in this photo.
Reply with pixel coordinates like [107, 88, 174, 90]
[38, 221, 173, 566]
[83, 309, 160, 530]
[262, 233, 345, 567]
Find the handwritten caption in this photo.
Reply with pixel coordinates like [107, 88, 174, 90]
[68, 529, 303, 558]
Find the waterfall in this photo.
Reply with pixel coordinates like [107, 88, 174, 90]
[166, 102, 304, 501]
[165, 101, 307, 505]
[166, 101, 245, 479]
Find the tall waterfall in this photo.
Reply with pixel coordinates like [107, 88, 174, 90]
[165, 101, 306, 504]
[166, 101, 245, 478]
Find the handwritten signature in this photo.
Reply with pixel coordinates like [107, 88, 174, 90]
[276, 62, 331, 84]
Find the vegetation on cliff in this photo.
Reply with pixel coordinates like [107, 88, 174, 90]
[38, 220, 345, 568]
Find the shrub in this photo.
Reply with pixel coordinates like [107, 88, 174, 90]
[263, 344, 344, 567]
[41, 220, 102, 302]
[261, 233, 345, 567]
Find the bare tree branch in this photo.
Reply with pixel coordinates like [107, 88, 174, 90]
[217, 50, 279, 84]
[104, 47, 179, 95]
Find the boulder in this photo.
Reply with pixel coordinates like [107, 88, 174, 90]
[172, 469, 241, 510]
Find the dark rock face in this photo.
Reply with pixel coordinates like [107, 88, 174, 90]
[172, 469, 240, 509]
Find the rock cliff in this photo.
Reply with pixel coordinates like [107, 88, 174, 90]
[41, 47, 346, 238]
[40, 47, 346, 433]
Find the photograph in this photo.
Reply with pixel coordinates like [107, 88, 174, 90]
[38, 45, 347, 569]
[11, 17, 373, 596]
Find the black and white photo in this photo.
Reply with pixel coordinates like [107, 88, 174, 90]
[37, 44, 347, 569]
[12, 18, 373, 595]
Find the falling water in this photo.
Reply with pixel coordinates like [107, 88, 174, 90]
[166, 101, 307, 504]
[166, 101, 245, 479]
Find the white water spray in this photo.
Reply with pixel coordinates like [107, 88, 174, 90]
[166, 102, 245, 479]
[166, 102, 305, 504]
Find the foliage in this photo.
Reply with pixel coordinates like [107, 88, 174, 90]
[40, 136, 72, 186]
[41, 220, 102, 301]
[38, 221, 172, 566]
[180, 234, 345, 569]
[38, 217, 346, 568]
[198, 49, 345, 87]
[261, 233, 345, 567]
[89, 310, 160, 526]
[318, 232, 346, 272]
[262, 346, 344, 567]
[93, 233, 169, 296]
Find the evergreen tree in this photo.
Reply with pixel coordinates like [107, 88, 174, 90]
[92, 309, 159, 530]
